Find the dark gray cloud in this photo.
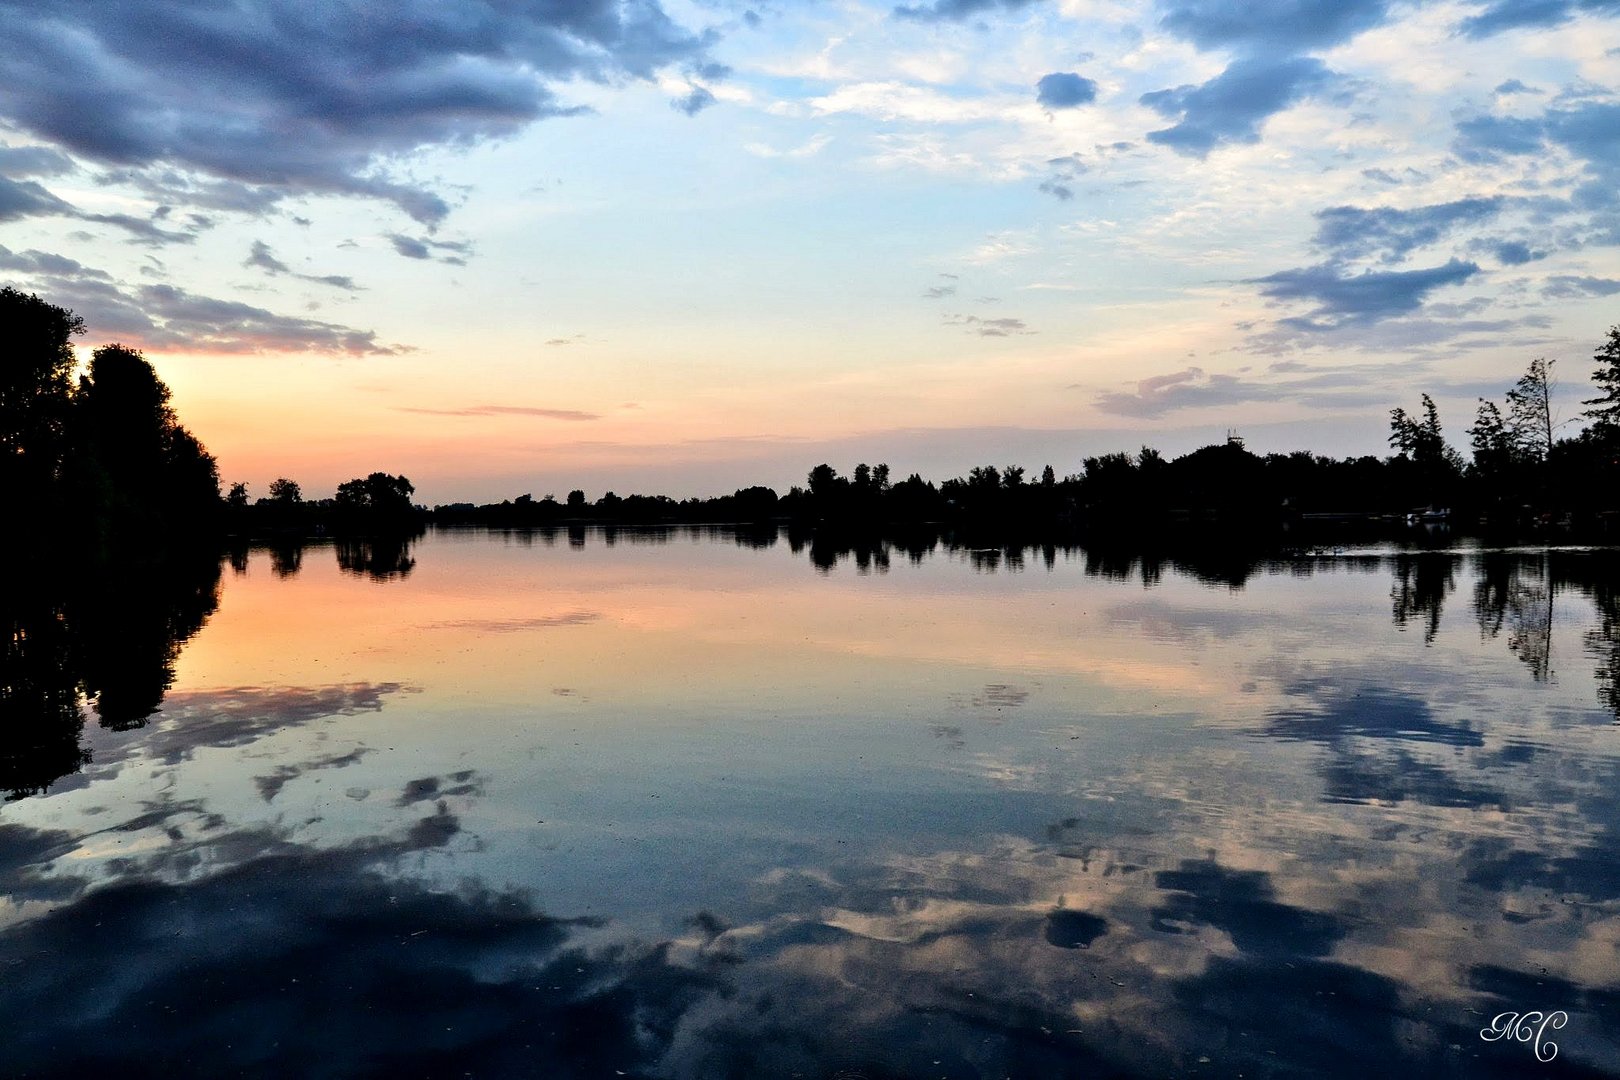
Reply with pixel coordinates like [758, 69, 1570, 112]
[246, 239, 360, 290]
[387, 233, 474, 265]
[1249, 258, 1481, 328]
[3, 248, 398, 353]
[1459, 0, 1620, 37]
[1142, 57, 1338, 157]
[1548, 101, 1620, 169]
[672, 85, 717, 115]
[1542, 274, 1620, 298]
[1037, 152, 1087, 201]
[893, 0, 1046, 20]
[1483, 239, 1545, 264]
[1453, 100, 1620, 168]
[0, 163, 221, 244]
[0, 0, 717, 225]
[1158, 0, 1393, 52]
[1036, 72, 1097, 109]
[945, 313, 1033, 336]
[0, 243, 112, 280]
[0, 173, 74, 221]
[78, 210, 197, 247]
[396, 405, 601, 420]
[1494, 78, 1540, 95]
[1311, 197, 1508, 263]
[1090, 364, 1393, 418]
[0, 142, 74, 177]
[422, 612, 601, 632]
[1452, 114, 1546, 162]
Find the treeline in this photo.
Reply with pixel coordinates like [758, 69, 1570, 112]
[3, 287, 220, 549]
[4, 288, 424, 549]
[9, 284, 1620, 545]
[432, 327, 1620, 537]
[224, 471, 423, 536]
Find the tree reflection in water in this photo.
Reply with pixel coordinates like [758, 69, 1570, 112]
[1, 549, 220, 798]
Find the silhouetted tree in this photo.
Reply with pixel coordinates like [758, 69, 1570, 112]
[1506, 357, 1557, 463]
[268, 477, 302, 503]
[1469, 399, 1513, 475]
[333, 472, 417, 531]
[1583, 325, 1620, 441]
[1, 288, 83, 509]
[70, 343, 220, 537]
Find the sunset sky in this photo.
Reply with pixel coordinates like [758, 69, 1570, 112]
[2, 0, 1618, 503]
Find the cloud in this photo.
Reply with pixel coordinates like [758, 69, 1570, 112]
[1037, 152, 1087, 201]
[1542, 274, 1620, 298]
[0, 174, 75, 222]
[1482, 239, 1545, 264]
[0, 142, 73, 177]
[0, 243, 112, 281]
[1035, 73, 1097, 109]
[1311, 197, 1508, 263]
[1546, 101, 1620, 169]
[1494, 78, 1540, 95]
[1249, 258, 1481, 328]
[1142, 57, 1339, 157]
[1091, 362, 1401, 417]
[923, 283, 957, 298]
[744, 134, 832, 159]
[387, 233, 473, 265]
[1451, 114, 1546, 162]
[0, 168, 221, 245]
[2, 247, 397, 353]
[1157, 0, 1394, 52]
[892, 0, 1047, 21]
[0, 1, 716, 226]
[97, 212, 198, 245]
[672, 85, 717, 115]
[396, 405, 601, 421]
[945, 313, 1033, 336]
[245, 240, 360, 290]
[1459, 0, 1620, 37]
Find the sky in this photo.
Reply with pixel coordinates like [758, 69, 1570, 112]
[1, 0, 1618, 504]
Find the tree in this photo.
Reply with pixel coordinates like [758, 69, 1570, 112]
[1505, 357, 1556, 462]
[72, 344, 219, 529]
[334, 472, 416, 524]
[1469, 398, 1513, 475]
[1, 287, 84, 502]
[806, 464, 840, 498]
[267, 477, 302, 504]
[1583, 326, 1620, 439]
[227, 482, 249, 508]
[1390, 395, 1446, 466]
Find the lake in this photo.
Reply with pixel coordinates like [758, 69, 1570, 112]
[3, 527, 1619, 1078]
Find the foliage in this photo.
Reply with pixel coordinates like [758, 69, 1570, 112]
[1584, 325, 1620, 439]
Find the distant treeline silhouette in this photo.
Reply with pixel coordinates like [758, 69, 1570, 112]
[8, 286, 1620, 543]
[5, 289, 423, 548]
[431, 328, 1620, 538]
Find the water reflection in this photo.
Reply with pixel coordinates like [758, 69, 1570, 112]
[3, 532, 1620, 1077]
[336, 534, 417, 580]
[1, 551, 220, 798]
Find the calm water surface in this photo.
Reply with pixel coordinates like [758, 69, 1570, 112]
[3, 528, 1619, 1078]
